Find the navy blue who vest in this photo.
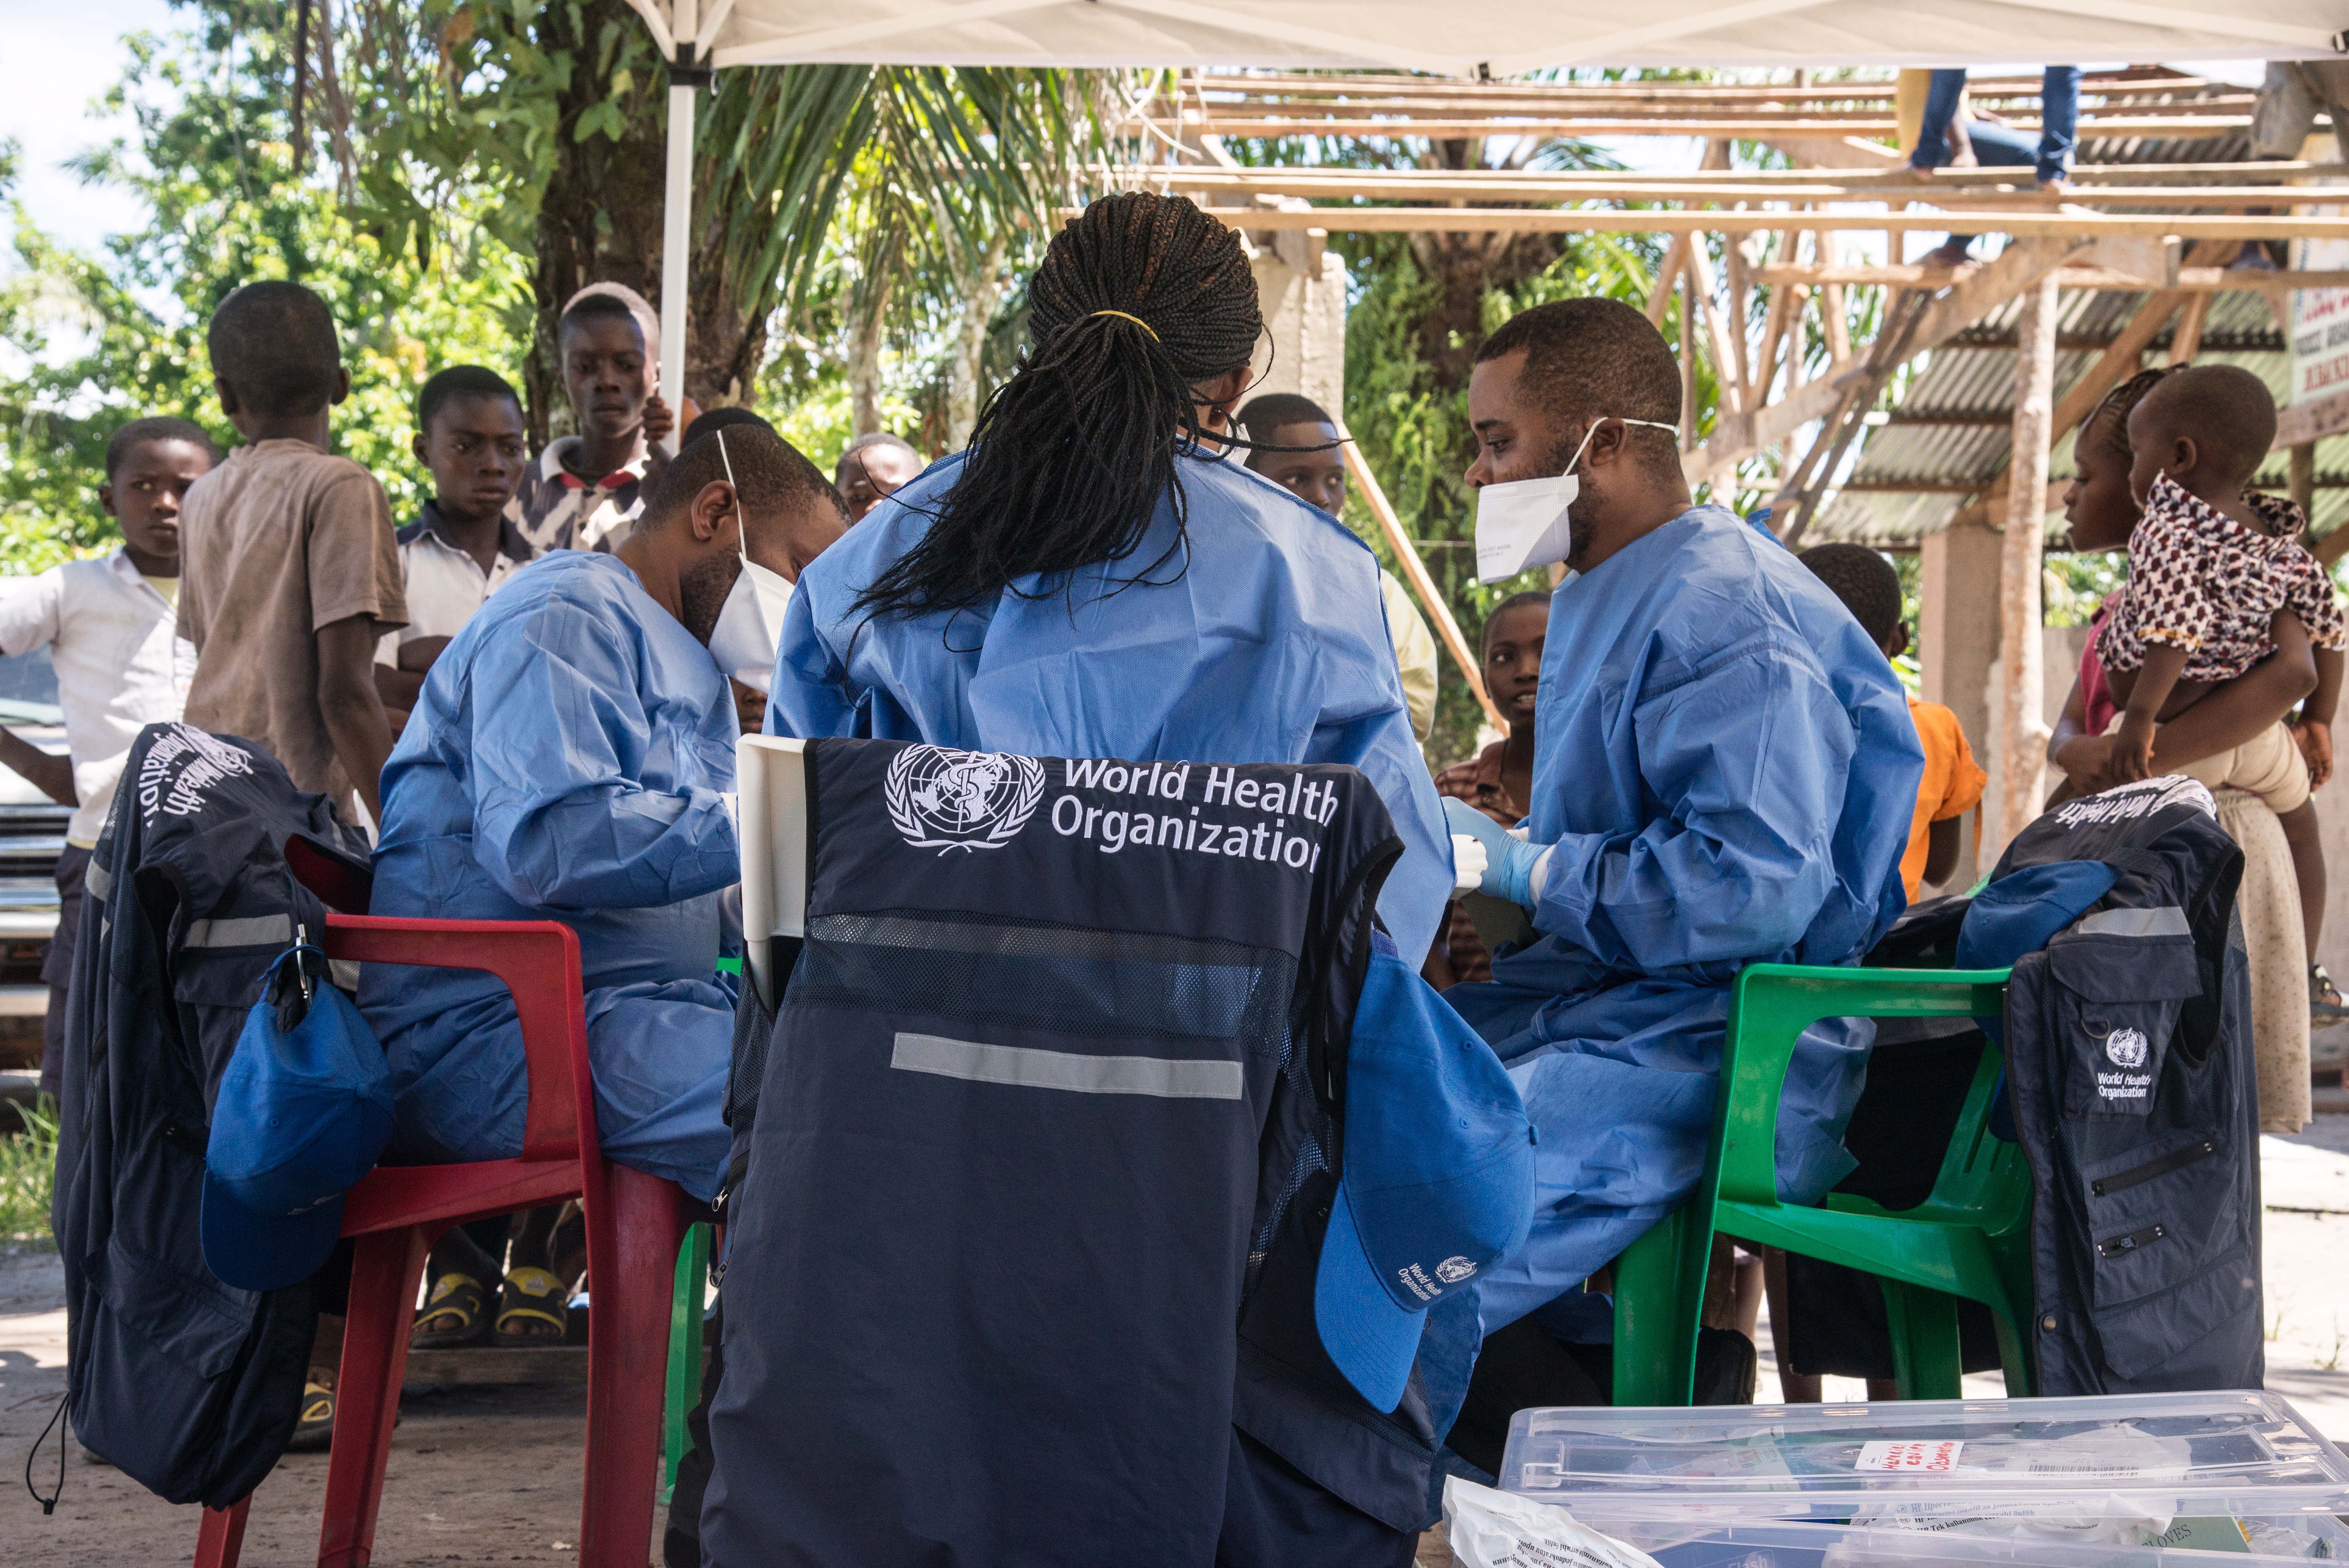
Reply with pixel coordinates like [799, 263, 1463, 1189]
[701, 739, 1408, 1566]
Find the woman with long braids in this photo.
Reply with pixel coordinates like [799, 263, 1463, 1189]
[767, 191, 1448, 954]
[716, 193, 1459, 1566]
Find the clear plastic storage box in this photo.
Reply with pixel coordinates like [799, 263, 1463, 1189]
[1494, 1392, 2349, 1562]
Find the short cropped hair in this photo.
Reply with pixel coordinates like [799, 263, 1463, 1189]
[1482, 588, 1552, 649]
[1235, 393, 1335, 436]
[207, 281, 343, 418]
[104, 417, 219, 479]
[1474, 298, 1682, 471]
[1797, 543, 1903, 649]
[416, 365, 522, 437]
[834, 431, 919, 486]
[683, 406, 777, 447]
[646, 423, 849, 532]
[2133, 363, 2278, 488]
[558, 290, 647, 348]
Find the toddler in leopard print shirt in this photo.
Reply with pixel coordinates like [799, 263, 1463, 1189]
[2095, 367, 2345, 800]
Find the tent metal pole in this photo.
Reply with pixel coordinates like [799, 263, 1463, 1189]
[660, 75, 695, 451]
[659, 0, 700, 451]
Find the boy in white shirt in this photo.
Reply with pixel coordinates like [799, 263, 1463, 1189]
[0, 417, 214, 1096]
[374, 366, 536, 720]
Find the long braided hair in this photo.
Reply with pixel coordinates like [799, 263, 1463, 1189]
[852, 192, 1262, 620]
[2083, 365, 2182, 461]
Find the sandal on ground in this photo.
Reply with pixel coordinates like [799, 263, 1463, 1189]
[285, 1378, 335, 1453]
[410, 1271, 490, 1349]
[495, 1266, 571, 1345]
[2313, 963, 2349, 1026]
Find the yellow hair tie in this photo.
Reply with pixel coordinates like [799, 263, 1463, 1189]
[1087, 309, 1160, 342]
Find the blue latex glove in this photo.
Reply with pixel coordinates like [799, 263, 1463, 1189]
[1443, 796, 1545, 910]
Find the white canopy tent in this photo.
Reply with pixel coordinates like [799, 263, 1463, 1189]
[620, 0, 2349, 417]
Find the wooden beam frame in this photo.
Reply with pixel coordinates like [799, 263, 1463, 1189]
[1136, 114, 2259, 140]
[1754, 262, 2338, 291]
[1994, 273, 2061, 862]
[1140, 171, 2348, 210]
[1123, 155, 2349, 190]
[1164, 207, 2349, 240]
[1686, 237, 2085, 488]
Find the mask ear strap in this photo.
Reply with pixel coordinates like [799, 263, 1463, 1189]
[1573, 416, 1682, 474]
[713, 428, 747, 564]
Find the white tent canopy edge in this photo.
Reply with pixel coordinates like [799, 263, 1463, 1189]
[620, 0, 2349, 427]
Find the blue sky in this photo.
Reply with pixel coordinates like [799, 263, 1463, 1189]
[1, 0, 177, 254]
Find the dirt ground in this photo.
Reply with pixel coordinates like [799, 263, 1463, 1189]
[21, 1119, 2349, 1565]
[0, 1244, 657, 1567]
[0, 1243, 1453, 1566]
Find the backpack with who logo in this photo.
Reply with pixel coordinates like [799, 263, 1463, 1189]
[1984, 775, 2260, 1396]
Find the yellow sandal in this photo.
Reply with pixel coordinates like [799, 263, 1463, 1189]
[285, 1378, 335, 1453]
[411, 1271, 489, 1348]
[494, 1266, 570, 1345]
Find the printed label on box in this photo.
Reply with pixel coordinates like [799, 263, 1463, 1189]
[1855, 1440, 1965, 1472]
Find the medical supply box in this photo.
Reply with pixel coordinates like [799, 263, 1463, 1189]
[1494, 1391, 2349, 1564]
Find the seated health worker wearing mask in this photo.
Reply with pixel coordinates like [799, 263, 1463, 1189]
[360, 425, 845, 1203]
[1440, 298, 1921, 1361]
[754, 191, 1455, 1564]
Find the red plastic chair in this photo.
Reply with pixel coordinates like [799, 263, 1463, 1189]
[192, 907, 689, 1568]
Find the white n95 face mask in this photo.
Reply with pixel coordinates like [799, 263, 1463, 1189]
[1473, 416, 1679, 584]
[703, 428, 796, 694]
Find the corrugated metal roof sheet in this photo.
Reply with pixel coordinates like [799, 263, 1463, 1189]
[1799, 106, 2349, 545]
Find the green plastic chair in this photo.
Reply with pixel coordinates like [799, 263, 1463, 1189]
[1610, 963, 2035, 1406]
[659, 1222, 713, 1505]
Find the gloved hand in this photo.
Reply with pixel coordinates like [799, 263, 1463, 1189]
[1451, 834, 1488, 893]
[1443, 796, 1545, 910]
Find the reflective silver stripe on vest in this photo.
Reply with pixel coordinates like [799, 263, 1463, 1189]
[183, 913, 295, 949]
[83, 862, 111, 902]
[2076, 906, 2190, 939]
[890, 1032, 1243, 1101]
[330, 959, 362, 993]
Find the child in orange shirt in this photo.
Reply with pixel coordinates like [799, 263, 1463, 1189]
[1799, 543, 1985, 903]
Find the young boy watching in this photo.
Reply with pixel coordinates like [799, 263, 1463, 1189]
[375, 366, 536, 719]
[510, 283, 675, 554]
[1233, 392, 1442, 743]
[1430, 590, 1548, 985]
[1798, 543, 1986, 902]
[178, 280, 406, 830]
[0, 417, 214, 1097]
[833, 431, 923, 523]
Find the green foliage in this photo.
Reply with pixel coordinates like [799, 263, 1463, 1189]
[0, 1096, 58, 1247]
[0, 9, 529, 572]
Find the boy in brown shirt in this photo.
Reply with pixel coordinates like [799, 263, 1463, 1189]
[178, 281, 406, 827]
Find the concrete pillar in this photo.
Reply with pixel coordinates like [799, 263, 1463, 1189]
[1247, 234, 1346, 415]
[1919, 519, 2003, 887]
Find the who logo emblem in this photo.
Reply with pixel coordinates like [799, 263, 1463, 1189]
[886, 745, 1046, 853]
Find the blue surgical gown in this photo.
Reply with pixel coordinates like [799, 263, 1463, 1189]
[1446, 507, 1923, 1334]
[764, 450, 1453, 964]
[359, 552, 740, 1201]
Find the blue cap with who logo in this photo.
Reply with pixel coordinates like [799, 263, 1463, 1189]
[1314, 943, 1534, 1413]
[201, 944, 394, 1292]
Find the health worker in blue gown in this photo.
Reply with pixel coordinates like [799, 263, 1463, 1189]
[360, 425, 845, 1206]
[1439, 298, 1924, 1342]
[749, 192, 1455, 1568]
